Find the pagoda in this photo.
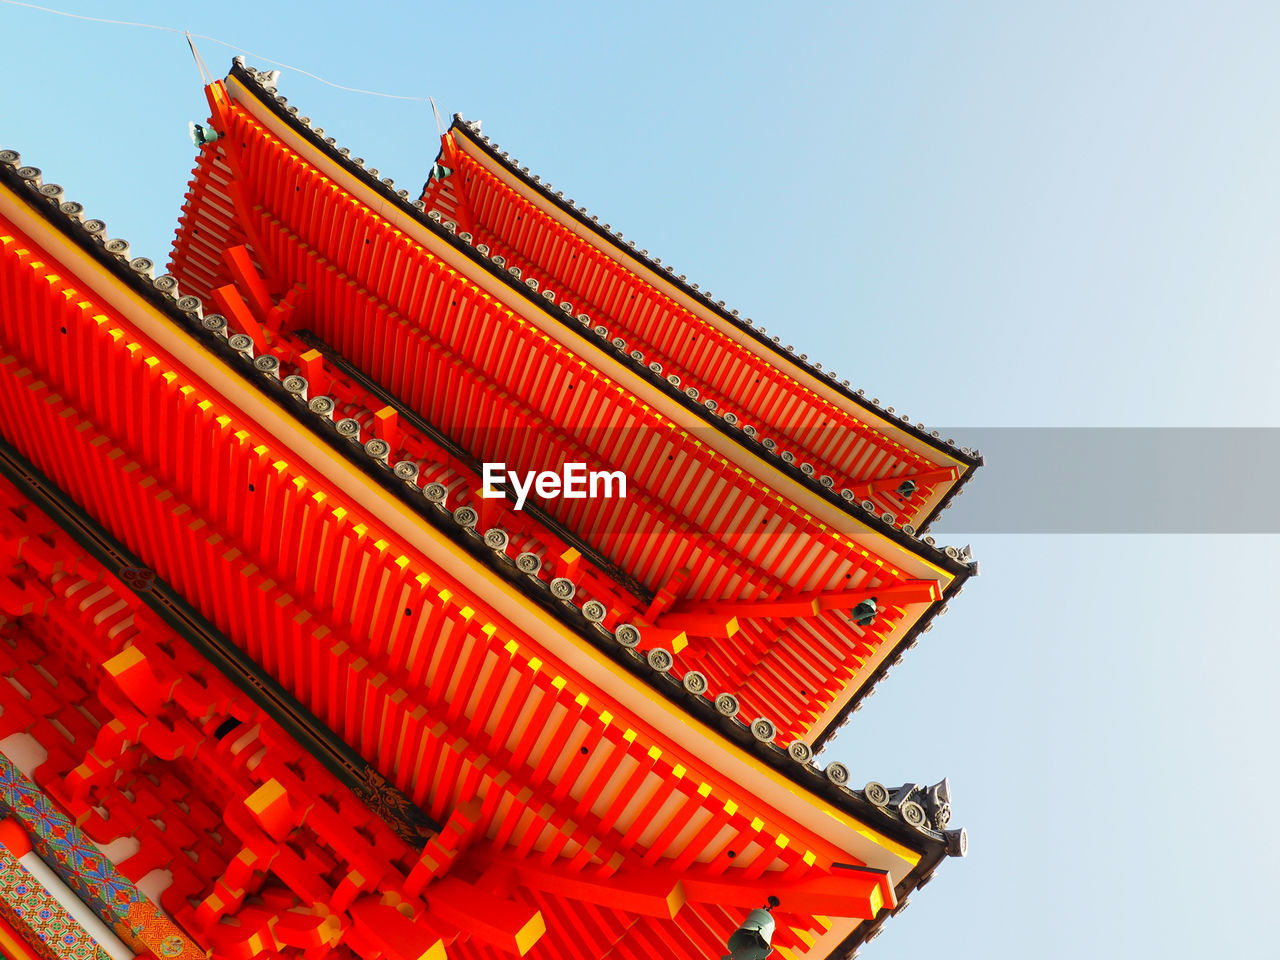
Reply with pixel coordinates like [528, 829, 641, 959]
[0, 58, 980, 960]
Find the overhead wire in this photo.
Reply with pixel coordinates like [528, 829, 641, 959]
[0, 0, 434, 102]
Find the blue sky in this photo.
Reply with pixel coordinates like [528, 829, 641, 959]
[2, 2, 1278, 957]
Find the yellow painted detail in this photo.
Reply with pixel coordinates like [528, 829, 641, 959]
[514, 910, 546, 954]
[103, 646, 145, 674]
[821, 809, 918, 864]
[245, 778, 286, 815]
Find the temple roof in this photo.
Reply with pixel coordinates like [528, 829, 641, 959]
[179, 60, 983, 747]
[1, 147, 963, 850]
[0, 67, 973, 955]
[439, 113, 983, 534]
[225, 60, 981, 548]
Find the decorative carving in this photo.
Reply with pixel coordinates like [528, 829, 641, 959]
[646, 648, 673, 672]
[614, 623, 642, 648]
[921, 778, 952, 831]
[118, 566, 154, 593]
[900, 800, 927, 827]
[863, 781, 890, 806]
[944, 827, 968, 858]
[787, 741, 813, 763]
[681, 670, 707, 695]
[854, 778, 961, 842]
[350, 766, 436, 847]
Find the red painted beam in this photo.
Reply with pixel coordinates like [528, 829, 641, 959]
[681, 866, 891, 919]
[211, 284, 269, 352]
[426, 877, 545, 956]
[658, 580, 941, 625]
[223, 244, 274, 321]
[849, 466, 961, 498]
[511, 862, 686, 920]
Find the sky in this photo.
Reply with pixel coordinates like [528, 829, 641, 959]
[2, 1, 1279, 957]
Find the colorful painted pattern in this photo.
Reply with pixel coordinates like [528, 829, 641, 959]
[0, 845, 110, 960]
[0, 753, 205, 960]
